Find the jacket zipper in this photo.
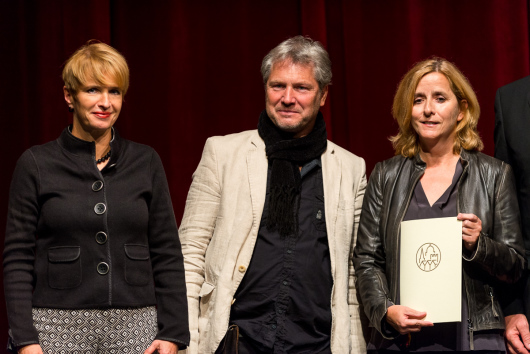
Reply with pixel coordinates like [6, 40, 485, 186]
[468, 318, 474, 350]
[392, 168, 424, 302]
[489, 287, 499, 317]
[376, 272, 392, 304]
[457, 160, 474, 350]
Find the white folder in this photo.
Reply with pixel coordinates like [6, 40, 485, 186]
[400, 217, 462, 323]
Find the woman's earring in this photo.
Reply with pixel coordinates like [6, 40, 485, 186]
[68, 106, 74, 112]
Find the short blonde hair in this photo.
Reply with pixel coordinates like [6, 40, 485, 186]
[62, 40, 129, 96]
[390, 57, 483, 157]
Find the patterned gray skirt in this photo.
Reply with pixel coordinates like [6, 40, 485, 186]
[31, 306, 157, 354]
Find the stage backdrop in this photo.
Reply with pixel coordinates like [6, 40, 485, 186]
[1, 0, 528, 346]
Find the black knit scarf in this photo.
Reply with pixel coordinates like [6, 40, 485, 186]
[257, 110, 328, 237]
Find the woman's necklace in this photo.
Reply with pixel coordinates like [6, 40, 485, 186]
[96, 148, 112, 164]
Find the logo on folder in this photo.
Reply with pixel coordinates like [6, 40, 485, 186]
[416, 243, 441, 272]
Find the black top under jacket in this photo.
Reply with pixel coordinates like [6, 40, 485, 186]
[3, 127, 190, 348]
[230, 159, 333, 354]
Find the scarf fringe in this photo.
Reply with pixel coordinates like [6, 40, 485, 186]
[266, 185, 300, 237]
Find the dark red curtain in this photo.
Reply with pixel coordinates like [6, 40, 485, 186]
[1, 0, 528, 345]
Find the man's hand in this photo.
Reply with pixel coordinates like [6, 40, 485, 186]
[506, 314, 530, 354]
[18, 344, 43, 354]
[144, 339, 178, 354]
[385, 305, 433, 335]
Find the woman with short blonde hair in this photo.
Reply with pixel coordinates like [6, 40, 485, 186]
[3, 41, 189, 354]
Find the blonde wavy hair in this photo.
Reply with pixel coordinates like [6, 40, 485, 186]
[390, 57, 483, 157]
[62, 40, 129, 96]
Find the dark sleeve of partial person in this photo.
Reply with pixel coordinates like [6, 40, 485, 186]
[3, 150, 41, 347]
[494, 87, 527, 317]
[494, 88, 513, 166]
[147, 151, 190, 348]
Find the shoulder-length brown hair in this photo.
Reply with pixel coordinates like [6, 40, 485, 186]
[390, 57, 483, 157]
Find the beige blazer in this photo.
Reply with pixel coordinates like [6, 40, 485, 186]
[180, 130, 367, 353]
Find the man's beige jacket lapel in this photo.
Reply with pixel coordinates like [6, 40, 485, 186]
[247, 134, 268, 229]
[322, 145, 341, 278]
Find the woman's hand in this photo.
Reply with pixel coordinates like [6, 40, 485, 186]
[18, 344, 43, 354]
[386, 305, 433, 335]
[144, 339, 178, 354]
[457, 213, 482, 252]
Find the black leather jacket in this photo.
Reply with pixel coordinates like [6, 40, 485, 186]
[353, 150, 525, 340]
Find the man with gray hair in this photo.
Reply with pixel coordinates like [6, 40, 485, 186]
[180, 36, 367, 353]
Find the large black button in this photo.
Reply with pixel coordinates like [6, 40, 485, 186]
[94, 203, 106, 215]
[92, 180, 104, 192]
[95, 231, 108, 244]
[97, 262, 109, 275]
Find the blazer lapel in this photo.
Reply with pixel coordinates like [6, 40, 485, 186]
[321, 142, 341, 276]
[247, 132, 268, 227]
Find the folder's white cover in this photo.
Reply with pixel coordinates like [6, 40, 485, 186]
[400, 217, 462, 323]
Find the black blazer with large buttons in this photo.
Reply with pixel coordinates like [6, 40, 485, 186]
[3, 127, 190, 348]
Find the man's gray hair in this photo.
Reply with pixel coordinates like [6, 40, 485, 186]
[261, 36, 332, 91]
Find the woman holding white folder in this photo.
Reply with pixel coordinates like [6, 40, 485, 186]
[353, 57, 525, 353]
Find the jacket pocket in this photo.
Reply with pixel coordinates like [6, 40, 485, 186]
[199, 281, 215, 298]
[48, 246, 81, 289]
[124, 244, 151, 286]
[198, 281, 216, 334]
